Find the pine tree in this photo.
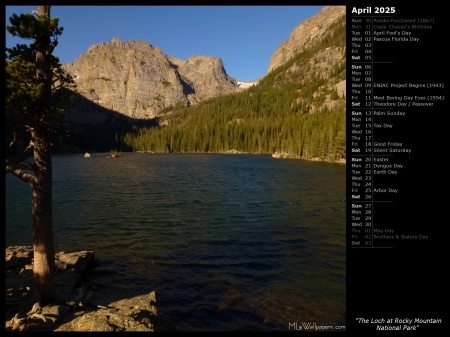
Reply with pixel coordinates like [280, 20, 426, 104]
[6, 5, 74, 307]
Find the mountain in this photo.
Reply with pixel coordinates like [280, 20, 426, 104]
[62, 6, 344, 126]
[119, 6, 346, 162]
[60, 5, 346, 162]
[268, 6, 345, 73]
[62, 38, 242, 123]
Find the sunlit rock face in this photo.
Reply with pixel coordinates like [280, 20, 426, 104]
[62, 37, 242, 123]
[268, 6, 346, 73]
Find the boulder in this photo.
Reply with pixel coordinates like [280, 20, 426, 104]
[5, 246, 163, 332]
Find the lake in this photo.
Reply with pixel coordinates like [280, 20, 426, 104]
[5, 153, 346, 331]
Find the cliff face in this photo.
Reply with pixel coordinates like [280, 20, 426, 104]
[268, 6, 346, 73]
[168, 55, 240, 105]
[62, 6, 345, 125]
[62, 38, 241, 122]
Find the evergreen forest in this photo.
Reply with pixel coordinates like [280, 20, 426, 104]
[119, 15, 346, 162]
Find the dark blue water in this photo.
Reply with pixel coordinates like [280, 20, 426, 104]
[5, 153, 346, 331]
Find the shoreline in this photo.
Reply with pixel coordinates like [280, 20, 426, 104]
[5, 246, 172, 332]
[57, 149, 347, 164]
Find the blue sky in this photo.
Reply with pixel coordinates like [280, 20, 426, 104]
[5, 5, 324, 82]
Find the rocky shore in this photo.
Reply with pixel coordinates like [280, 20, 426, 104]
[5, 246, 173, 331]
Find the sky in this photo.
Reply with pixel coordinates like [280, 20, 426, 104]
[5, 5, 324, 82]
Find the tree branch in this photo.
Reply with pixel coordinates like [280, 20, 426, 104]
[5, 146, 36, 186]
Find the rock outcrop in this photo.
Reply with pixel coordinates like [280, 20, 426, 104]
[268, 6, 346, 73]
[168, 55, 240, 104]
[62, 37, 242, 123]
[5, 246, 166, 332]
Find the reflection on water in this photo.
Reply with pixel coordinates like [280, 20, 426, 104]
[6, 153, 346, 331]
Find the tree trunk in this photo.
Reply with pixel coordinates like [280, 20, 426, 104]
[31, 130, 55, 305]
[32, 5, 55, 305]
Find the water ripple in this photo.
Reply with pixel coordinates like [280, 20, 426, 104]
[6, 153, 346, 331]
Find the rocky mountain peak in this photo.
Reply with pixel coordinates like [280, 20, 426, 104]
[85, 37, 155, 55]
[268, 6, 345, 73]
[63, 38, 242, 123]
[63, 7, 345, 125]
